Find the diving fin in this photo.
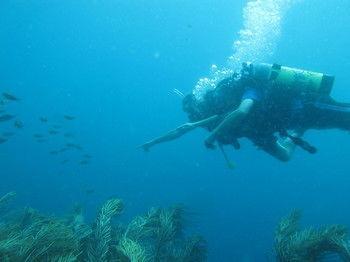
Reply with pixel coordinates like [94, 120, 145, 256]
[287, 135, 317, 154]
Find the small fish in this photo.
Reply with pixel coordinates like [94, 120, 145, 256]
[2, 132, 15, 137]
[64, 115, 76, 120]
[85, 189, 95, 195]
[58, 147, 69, 153]
[83, 154, 92, 159]
[48, 129, 59, 135]
[0, 137, 8, 144]
[39, 117, 48, 123]
[36, 139, 47, 143]
[66, 143, 83, 151]
[64, 133, 75, 138]
[0, 114, 15, 122]
[0, 109, 5, 114]
[33, 134, 45, 138]
[49, 150, 59, 155]
[60, 159, 69, 164]
[14, 120, 24, 129]
[79, 160, 90, 165]
[52, 124, 62, 129]
[2, 92, 20, 101]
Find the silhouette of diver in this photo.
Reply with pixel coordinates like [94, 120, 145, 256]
[141, 63, 350, 162]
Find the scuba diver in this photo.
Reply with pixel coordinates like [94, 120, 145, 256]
[140, 63, 350, 162]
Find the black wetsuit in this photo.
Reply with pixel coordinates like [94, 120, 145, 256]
[183, 75, 350, 151]
[237, 84, 350, 150]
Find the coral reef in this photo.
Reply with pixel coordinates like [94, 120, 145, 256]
[118, 206, 207, 262]
[87, 199, 123, 261]
[0, 192, 207, 262]
[275, 210, 350, 262]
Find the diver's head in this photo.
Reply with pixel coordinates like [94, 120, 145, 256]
[182, 93, 204, 122]
[182, 94, 197, 119]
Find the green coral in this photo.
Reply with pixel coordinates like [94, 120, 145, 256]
[118, 205, 207, 262]
[87, 198, 124, 261]
[0, 192, 207, 262]
[275, 210, 350, 262]
[0, 207, 80, 261]
[118, 237, 149, 262]
[0, 191, 16, 206]
[0, 191, 16, 214]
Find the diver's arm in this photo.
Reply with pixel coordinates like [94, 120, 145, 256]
[140, 115, 220, 151]
[191, 114, 221, 128]
[205, 99, 254, 148]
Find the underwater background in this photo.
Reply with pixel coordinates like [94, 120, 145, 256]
[1, 0, 350, 260]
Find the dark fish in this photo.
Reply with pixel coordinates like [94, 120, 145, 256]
[39, 117, 48, 123]
[83, 154, 92, 159]
[0, 114, 15, 122]
[49, 150, 59, 155]
[79, 160, 90, 165]
[85, 189, 95, 195]
[52, 124, 62, 129]
[58, 147, 69, 153]
[60, 159, 69, 164]
[0, 137, 8, 144]
[64, 133, 75, 138]
[0, 109, 5, 114]
[36, 139, 47, 143]
[66, 143, 83, 151]
[14, 120, 24, 129]
[2, 132, 15, 137]
[48, 129, 59, 135]
[64, 115, 76, 120]
[2, 92, 20, 101]
[33, 134, 45, 138]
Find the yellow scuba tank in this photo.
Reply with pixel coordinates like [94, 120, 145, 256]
[249, 63, 335, 97]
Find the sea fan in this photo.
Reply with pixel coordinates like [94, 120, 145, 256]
[87, 198, 123, 262]
[118, 237, 149, 262]
[275, 210, 350, 262]
[0, 192, 16, 214]
[171, 236, 208, 262]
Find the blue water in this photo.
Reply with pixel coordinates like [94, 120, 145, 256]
[1, 0, 350, 260]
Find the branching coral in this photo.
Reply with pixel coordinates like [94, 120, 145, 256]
[171, 236, 208, 262]
[118, 237, 150, 262]
[119, 205, 207, 262]
[0, 212, 80, 261]
[0, 193, 206, 262]
[0, 191, 16, 214]
[87, 198, 124, 262]
[0, 192, 16, 206]
[275, 210, 350, 262]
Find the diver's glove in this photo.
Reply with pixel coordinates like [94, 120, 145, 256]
[139, 142, 152, 152]
[204, 135, 217, 150]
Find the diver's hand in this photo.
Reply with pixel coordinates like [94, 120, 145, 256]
[139, 142, 152, 152]
[204, 135, 217, 150]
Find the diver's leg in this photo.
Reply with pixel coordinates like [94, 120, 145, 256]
[321, 96, 350, 108]
[303, 103, 350, 131]
[250, 134, 295, 162]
